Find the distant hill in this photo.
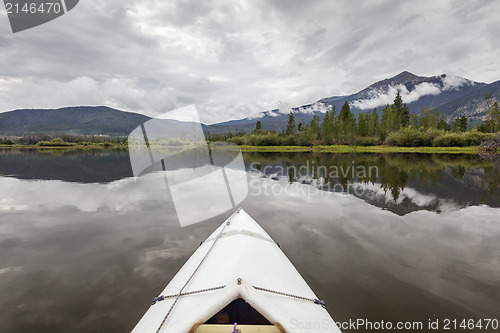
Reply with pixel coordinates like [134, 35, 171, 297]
[0, 106, 151, 136]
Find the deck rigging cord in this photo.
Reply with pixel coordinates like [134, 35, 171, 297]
[252, 285, 326, 308]
[151, 285, 226, 305]
[152, 284, 325, 308]
[154, 210, 236, 333]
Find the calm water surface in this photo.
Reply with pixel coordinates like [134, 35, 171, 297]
[0, 149, 499, 332]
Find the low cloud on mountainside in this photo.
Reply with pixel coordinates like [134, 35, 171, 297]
[350, 74, 473, 110]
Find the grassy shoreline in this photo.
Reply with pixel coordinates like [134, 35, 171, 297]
[238, 145, 484, 154]
[1, 144, 498, 154]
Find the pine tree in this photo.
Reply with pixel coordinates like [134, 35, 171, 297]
[393, 91, 404, 111]
[437, 115, 450, 131]
[401, 103, 410, 128]
[380, 104, 391, 140]
[453, 117, 460, 132]
[338, 101, 356, 140]
[410, 113, 418, 128]
[320, 110, 335, 143]
[430, 110, 439, 128]
[330, 106, 338, 139]
[369, 109, 380, 136]
[493, 101, 500, 132]
[459, 116, 468, 132]
[321, 110, 330, 135]
[255, 120, 262, 131]
[453, 116, 467, 132]
[358, 113, 369, 136]
[286, 112, 296, 136]
[310, 114, 321, 139]
[339, 102, 351, 122]
[330, 105, 337, 118]
[485, 93, 500, 132]
[419, 105, 432, 129]
[392, 91, 404, 130]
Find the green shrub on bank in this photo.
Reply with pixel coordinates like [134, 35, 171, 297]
[228, 133, 284, 146]
[247, 133, 279, 146]
[463, 130, 494, 146]
[36, 138, 74, 146]
[228, 136, 245, 145]
[283, 135, 298, 146]
[353, 136, 378, 146]
[432, 133, 466, 147]
[432, 130, 494, 147]
[385, 128, 444, 147]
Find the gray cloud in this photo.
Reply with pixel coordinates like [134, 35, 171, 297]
[0, 0, 499, 123]
[350, 74, 475, 110]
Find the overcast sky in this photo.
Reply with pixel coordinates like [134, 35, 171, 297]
[1, 0, 499, 123]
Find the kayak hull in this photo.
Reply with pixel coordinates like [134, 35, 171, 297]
[132, 208, 341, 333]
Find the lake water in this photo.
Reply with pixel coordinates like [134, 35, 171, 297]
[0, 149, 499, 332]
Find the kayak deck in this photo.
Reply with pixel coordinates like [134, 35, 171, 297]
[131, 208, 341, 332]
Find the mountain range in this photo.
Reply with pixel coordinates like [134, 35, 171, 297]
[208, 71, 500, 133]
[1, 71, 499, 136]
